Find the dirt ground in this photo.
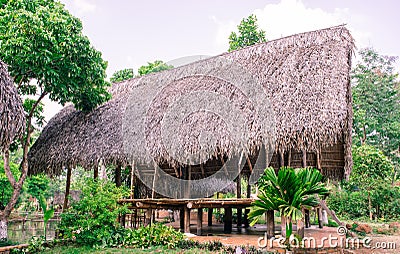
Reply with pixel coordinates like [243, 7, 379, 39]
[159, 210, 400, 253]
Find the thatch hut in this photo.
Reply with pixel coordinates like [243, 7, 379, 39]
[28, 26, 354, 197]
[0, 60, 24, 151]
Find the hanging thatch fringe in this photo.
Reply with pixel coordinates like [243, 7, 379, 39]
[28, 25, 354, 178]
[0, 60, 25, 151]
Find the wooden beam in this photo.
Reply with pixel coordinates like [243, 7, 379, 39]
[184, 207, 190, 233]
[244, 176, 251, 228]
[316, 148, 322, 170]
[287, 148, 292, 168]
[266, 210, 275, 239]
[224, 207, 232, 233]
[173, 166, 179, 178]
[246, 155, 253, 173]
[63, 166, 72, 211]
[197, 208, 203, 235]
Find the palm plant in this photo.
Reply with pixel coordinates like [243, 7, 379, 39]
[249, 167, 329, 242]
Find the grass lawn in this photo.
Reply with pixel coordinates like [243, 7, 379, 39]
[40, 245, 215, 254]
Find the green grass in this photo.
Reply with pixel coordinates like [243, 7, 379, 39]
[40, 245, 215, 254]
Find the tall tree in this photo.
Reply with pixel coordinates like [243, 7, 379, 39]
[137, 60, 173, 76]
[0, 0, 110, 238]
[352, 48, 400, 166]
[110, 68, 134, 83]
[228, 14, 267, 52]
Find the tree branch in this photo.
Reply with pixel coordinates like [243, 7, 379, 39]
[3, 150, 16, 188]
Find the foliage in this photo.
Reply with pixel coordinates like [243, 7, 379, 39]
[351, 48, 400, 166]
[249, 167, 328, 241]
[123, 223, 184, 249]
[0, 0, 110, 112]
[327, 183, 400, 221]
[58, 179, 129, 248]
[137, 60, 173, 76]
[350, 145, 394, 190]
[26, 174, 50, 200]
[0, 160, 20, 209]
[110, 68, 134, 83]
[228, 14, 267, 52]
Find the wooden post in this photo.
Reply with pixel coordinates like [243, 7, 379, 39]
[145, 208, 152, 226]
[197, 208, 203, 235]
[93, 167, 98, 180]
[287, 148, 292, 167]
[317, 207, 323, 228]
[305, 209, 311, 228]
[297, 210, 305, 238]
[236, 175, 242, 228]
[184, 207, 190, 233]
[279, 150, 284, 168]
[266, 210, 275, 238]
[130, 163, 135, 199]
[115, 164, 122, 187]
[316, 149, 321, 170]
[180, 209, 185, 231]
[224, 207, 232, 233]
[63, 166, 72, 211]
[208, 208, 213, 226]
[244, 176, 251, 228]
[281, 214, 286, 237]
[302, 149, 307, 168]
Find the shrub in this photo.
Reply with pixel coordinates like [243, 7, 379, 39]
[123, 223, 184, 248]
[58, 179, 129, 247]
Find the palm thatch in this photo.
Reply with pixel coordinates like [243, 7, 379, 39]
[28, 25, 354, 180]
[0, 60, 24, 151]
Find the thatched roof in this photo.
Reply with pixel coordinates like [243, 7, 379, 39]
[28, 25, 354, 177]
[0, 60, 24, 151]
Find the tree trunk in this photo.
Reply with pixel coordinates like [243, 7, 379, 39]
[0, 217, 7, 240]
[63, 167, 72, 211]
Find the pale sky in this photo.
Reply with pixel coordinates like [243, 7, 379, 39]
[43, 0, 400, 122]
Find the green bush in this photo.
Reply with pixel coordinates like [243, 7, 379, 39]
[0, 160, 20, 209]
[123, 223, 184, 248]
[58, 179, 129, 247]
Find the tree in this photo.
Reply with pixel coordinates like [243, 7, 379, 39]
[352, 48, 400, 166]
[110, 68, 134, 83]
[0, 0, 110, 239]
[249, 167, 328, 244]
[228, 14, 267, 52]
[349, 144, 394, 220]
[137, 60, 173, 76]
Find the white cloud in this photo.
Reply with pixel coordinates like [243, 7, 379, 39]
[213, 0, 370, 51]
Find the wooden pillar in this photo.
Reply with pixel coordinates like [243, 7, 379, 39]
[63, 166, 72, 211]
[236, 174, 242, 228]
[279, 149, 284, 168]
[266, 210, 275, 238]
[180, 209, 185, 231]
[244, 176, 251, 228]
[224, 207, 233, 233]
[184, 207, 190, 233]
[281, 214, 286, 237]
[208, 208, 213, 226]
[93, 167, 98, 180]
[305, 209, 311, 228]
[316, 149, 322, 170]
[317, 207, 323, 228]
[115, 164, 122, 187]
[297, 210, 305, 238]
[145, 208, 152, 226]
[197, 208, 203, 235]
[302, 149, 307, 168]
